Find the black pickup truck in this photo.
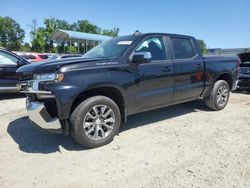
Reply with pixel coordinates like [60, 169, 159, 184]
[17, 33, 240, 148]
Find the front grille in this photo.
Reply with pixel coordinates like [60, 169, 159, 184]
[19, 74, 33, 81]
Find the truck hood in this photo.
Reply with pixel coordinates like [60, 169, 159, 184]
[16, 57, 111, 74]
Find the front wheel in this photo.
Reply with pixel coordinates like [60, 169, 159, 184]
[205, 80, 230, 111]
[70, 96, 121, 148]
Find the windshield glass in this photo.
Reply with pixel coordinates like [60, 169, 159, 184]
[82, 35, 137, 58]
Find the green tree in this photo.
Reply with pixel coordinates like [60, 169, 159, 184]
[74, 20, 101, 34]
[0, 16, 25, 50]
[44, 18, 73, 52]
[102, 27, 119, 37]
[197, 40, 207, 55]
[30, 17, 120, 53]
[43, 18, 59, 52]
[30, 18, 70, 53]
[44, 18, 72, 33]
[66, 45, 77, 53]
[28, 19, 38, 41]
[31, 27, 46, 52]
[21, 42, 31, 52]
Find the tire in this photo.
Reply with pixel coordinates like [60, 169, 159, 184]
[205, 80, 230, 111]
[70, 96, 121, 148]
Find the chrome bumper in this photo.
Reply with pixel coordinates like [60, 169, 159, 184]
[26, 99, 62, 134]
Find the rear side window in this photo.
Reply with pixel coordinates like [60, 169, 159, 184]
[171, 37, 196, 59]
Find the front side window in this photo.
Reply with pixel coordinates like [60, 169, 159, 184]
[171, 37, 196, 59]
[135, 37, 166, 61]
[0, 52, 18, 65]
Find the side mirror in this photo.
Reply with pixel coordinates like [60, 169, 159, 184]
[17, 59, 28, 66]
[132, 52, 152, 64]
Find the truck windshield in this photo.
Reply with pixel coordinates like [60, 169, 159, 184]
[82, 36, 137, 58]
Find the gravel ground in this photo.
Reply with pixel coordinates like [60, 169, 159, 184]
[0, 92, 250, 188]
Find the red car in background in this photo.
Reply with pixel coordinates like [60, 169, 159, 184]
[14, 52, 49, 63]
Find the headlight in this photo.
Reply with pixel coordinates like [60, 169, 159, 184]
[31, 73, 64, 91]
[33, 73, 64, 81]
[34, 73, 57, 81]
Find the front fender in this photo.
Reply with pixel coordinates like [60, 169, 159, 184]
[52, 82, 127, 120]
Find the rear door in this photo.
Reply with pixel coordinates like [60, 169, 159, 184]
[0, 51, 20, 90]
[169, 37, 205, 102]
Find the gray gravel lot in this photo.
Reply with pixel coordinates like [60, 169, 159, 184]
[0, 92, 250, 188]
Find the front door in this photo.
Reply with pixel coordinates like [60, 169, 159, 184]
[0, 51, 20, 89]
[130, 36, 174, 112]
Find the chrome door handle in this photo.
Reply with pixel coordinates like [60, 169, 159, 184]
[162, 66, 171, 72]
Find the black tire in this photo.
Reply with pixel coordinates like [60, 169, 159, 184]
[70, 96, 121, 148]
[205, 80, 230, 111]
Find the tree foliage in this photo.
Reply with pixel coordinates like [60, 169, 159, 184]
[102, 27, 120, 37]
[31, 27, 46, 52]
[0, 16, 119, 52]
[0, 16, 25, 50]
[30, 18, 120, 53]
[198, 40, 207, 55]
[20, 42, 31, 52]
[74, 20, 101, 34]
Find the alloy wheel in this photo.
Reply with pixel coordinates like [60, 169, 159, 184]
[216, 85, 228, 106]
[83, 105, 115, 141]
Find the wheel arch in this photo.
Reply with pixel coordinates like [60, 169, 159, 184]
[215, 73, 233, 90]
[71, 85, 127, 123]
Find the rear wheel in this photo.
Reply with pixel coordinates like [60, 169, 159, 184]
[70, 96, 121, 148]
[205, 80, 230, 110]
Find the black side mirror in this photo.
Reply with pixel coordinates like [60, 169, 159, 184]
[17, 59, 28, 66]
[132, 52, 152, 64]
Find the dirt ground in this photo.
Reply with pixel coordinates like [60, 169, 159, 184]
[0, 92, 250, 188]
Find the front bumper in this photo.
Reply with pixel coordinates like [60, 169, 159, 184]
[26, 99, 62, 134]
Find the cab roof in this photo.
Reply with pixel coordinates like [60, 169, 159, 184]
[131, 32, 195, 39]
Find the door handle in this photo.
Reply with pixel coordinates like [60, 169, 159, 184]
[162, 66, 171, 72]
[195, 64, 201, 69]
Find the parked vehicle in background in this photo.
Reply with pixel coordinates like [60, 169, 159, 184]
[237, 52, 250, 89]
[15, 52, 49, 63]
[47, 54, 60, 60]
[17, 33, 239, 148]
[0, 48, 29, 93]
[59, 54, 82, 59]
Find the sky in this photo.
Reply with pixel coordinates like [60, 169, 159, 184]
[0, 0, 249, 48]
